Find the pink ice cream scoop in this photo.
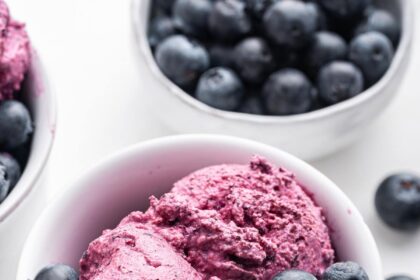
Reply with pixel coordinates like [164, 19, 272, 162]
[0, 0, 31, 101]
[80, 157, 335, 280]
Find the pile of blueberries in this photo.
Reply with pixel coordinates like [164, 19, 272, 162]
[148, 0, 400, 115]
[33, 261, 369, 280]
[0, 99, 33, 204]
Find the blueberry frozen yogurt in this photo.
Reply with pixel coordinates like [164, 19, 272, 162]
[35, 157, 370, 280]
[0, 0, 33, 204]
[147, 0, 400, 116]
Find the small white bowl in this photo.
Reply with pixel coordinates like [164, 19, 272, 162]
[0, 50, 56, 279]
[131, 0, 414, 161]
[18, 135, 381, 279]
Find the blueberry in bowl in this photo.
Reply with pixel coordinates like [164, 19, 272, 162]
[132, 0, 413, 160]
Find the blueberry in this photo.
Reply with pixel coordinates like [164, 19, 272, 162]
[173, 0, 212, 37]
[263, 0, 318, 49]
[155, 35, 210, 88]
[272, 270, 317, 280]
[233, 37, 274, 84]
[318, 61, 364, 105]
[34, 264, 78, 280]
[238, 96, 265, 115]
[262, 69, 315, 115]
[196, 67, 244, 110]
[305, 31, 348, 75]
[355, 9, 401, 46]
[349, 31, 394, 85]
[375, 173, 420, 230]
[209, 0, 252, 42]
[244, 0, 280, 19]
[0, 166, 10, 202]
[0, 100, 33, 150]
[387, 276, 415, 280]
[148, 16, 177, 49]
[319, 0, 370, 20]
[209, 44, 234, 68]
[0, 153, 21, 191]
[323, 262, 369, 280]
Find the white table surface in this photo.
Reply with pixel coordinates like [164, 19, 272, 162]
[9, 0, 420, 278]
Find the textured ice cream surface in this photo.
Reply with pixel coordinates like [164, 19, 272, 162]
[0, 0, 31, 101]
[80, 157, 335, 280]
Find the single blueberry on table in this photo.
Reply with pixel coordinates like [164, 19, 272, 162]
[318, 61, 364, 105]
[0, 100, 33, 150]
[233, 37, 274, 84]
[238, 96, 265, 115]
[305, 31, 348, 76]
[349, 31, 394, 86]
[262, 69, 315, 116]
[209, 44, 234, 68]
[0, 166, 10, 202]
[355, 9, 401, 46]
[375, 173, 420, 230]
[196, 67, 244, 111]
[148, 16, 177, 49]
[155, 35, 210, 88]
[272, 270, 317, 280]
[209, 0, 252, 42]
[34, 264, 79, 280]
[263, 0, 318, 49]
[322, 262, 369, 280]
[173, 0, 213, 37]
[319, 0, 370, 20]
[387, 276, 416, 280]
[0, 153, 21, 191]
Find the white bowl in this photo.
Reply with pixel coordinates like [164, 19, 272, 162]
[18, 135, 381, 279]
[0, 50, 56, 279]
[131, 0, 414, 161]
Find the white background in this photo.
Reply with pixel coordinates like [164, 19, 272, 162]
[8, 0, 420, 278]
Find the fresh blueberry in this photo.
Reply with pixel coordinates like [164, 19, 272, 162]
[262, 69, 315, 115]
[209, 0, 252, 42]
[387, 276, 416, 280]
[318, 61, 364, 105]
[148, 16, 177, 49]
[319, 0, 370, 20]
[0, 153, 21, 191]
[238, 96, 265, 115]
[323, 262, 369, 280]
[209, 44, 234, 68]
[155, 35, 210, 88]
[196, 67, 244, 110]
[305, 31, 348, 76]
[272, 270, 317, 280]
[0, 166, 10, 202]
[244, 0, 280, 19]
[375, 173, 420, 230]
[355, 9, 401, 46]
[349, 31, 394, 85]
[233, 37, 274, 84]
[173, 0, 212, 37]
[263, 0, 318, 49]
[35, 264, 79, 280]
[0, 100, 33, 150]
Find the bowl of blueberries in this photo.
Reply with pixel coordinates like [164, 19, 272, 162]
[0, 50, 56, 278]
[132, 0, 413, 161]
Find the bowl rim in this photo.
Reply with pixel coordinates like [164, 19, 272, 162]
[132, 0, 414, 124]
[17, 134, 382, 279]
[0, 49, 57, 222]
